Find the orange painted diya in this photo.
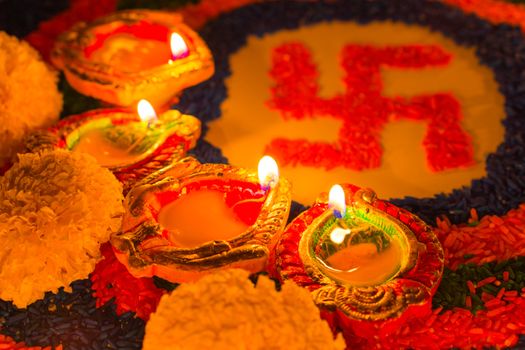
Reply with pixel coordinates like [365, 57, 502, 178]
[51, 10, 214, 107]
[269, 184, 444, 340]
[111, 157, 292, 283]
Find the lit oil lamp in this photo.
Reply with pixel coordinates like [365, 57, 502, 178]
[51, 10, 214, 107]
[111, 156, 292, 283]
[26, 100, 200, 192]
[270, 184, 444, 339]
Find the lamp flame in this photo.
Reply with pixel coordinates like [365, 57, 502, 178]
[330, 227, 351, 244]
[137, 99, 158, 125]
[170, 33, 189, 60]
[328, 184, 346, 219]
[258, 155, 279, 190]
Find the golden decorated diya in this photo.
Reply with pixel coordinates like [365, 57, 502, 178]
[111, 156, 292, 283]
[270, 184, 444, 339]
[25, 101, 200, 193]
[51, 10, 214, 107]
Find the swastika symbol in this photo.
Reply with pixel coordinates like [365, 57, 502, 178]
[266, 42, 474, 172]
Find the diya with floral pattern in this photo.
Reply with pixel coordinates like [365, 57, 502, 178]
[111, 156, 292, 283]
[25, 102, 200, 193]
[270, 184, 444, 339]
[51, 10, 214, 107]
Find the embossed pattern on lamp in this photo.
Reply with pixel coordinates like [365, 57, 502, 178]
[272, 184, 444, 338]
[111, 156, 292, 283]
[51, 10, 214, 107]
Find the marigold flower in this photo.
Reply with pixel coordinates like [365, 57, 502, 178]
[0, 31, 62, 169]
[144, 269, 345, 350]
[0, 149, 123, 307]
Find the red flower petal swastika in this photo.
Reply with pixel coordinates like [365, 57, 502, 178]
[267, 42, 474, 172]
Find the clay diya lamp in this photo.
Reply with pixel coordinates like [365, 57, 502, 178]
[26, 100, 200, 192]
[111, 156, 292, 283]
[51, 10, 214, 107]
[270, 184, 444, 340]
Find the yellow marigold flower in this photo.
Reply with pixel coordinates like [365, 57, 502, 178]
[144, 269, 345, 350]
[0, 31, 62, 169]
[0, 149, 123, 307]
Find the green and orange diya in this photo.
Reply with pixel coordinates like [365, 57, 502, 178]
[26, 101, 200, 193]
[270, 184, 444, 340]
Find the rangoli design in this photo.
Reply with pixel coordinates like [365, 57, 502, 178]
[267, 42, 474, 172]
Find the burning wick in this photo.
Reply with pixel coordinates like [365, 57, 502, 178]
[328, 184, 351, 244]
[258, 155, 279, 191]
[137, 99, 158, 127]
[329, 184, 346, 219]
[169, 32, 189, 63]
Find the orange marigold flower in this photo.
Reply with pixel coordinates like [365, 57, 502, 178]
[0, 149, 123, 307]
